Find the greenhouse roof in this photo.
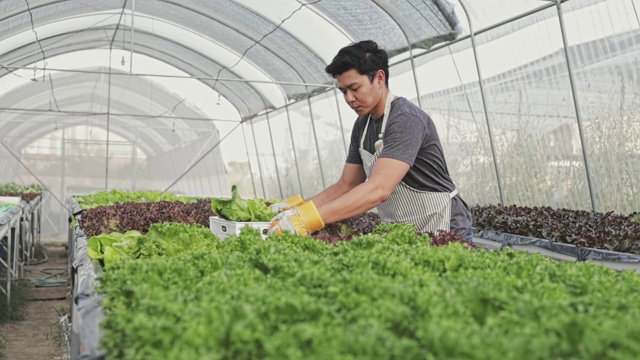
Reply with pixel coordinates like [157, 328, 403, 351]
[0, 0, 463, 119]
[0, 0, 575, 158]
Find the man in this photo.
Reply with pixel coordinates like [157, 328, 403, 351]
[269, 40, 473, 241]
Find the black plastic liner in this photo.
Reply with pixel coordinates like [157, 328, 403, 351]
[69, 197, 106, 360]
[474, 228, 640, 271]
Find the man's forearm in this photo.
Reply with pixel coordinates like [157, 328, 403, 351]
[317, 182, 387, 224]
[308, 182, 351, 207]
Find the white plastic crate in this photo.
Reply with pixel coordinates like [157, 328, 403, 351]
[0, 196, 21, 205]
[209, 216, 271, 240]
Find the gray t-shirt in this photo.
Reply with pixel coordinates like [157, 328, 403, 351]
[346, 97, 473, 236]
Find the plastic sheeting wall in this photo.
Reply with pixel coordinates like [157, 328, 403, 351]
[1, 117, 230, 236]
[565, 0, 640, 214]
[0, 146, 20, 184]
[0, 64, 235, 236]
[241, 0, 640, 214]
[146, 130, 230, 198]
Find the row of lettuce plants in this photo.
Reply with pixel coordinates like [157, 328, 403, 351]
[0, 182, 43, 202]
[88, 223, 640, 359]
[77, 189, 640, 255]
[73, 190, 640, 359]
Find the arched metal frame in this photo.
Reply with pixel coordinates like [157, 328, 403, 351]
[1, 0, 460, 118]
[1, 24, 283, 116]
[0, 67, 217, 154]
[372, 0, 423, 108]
[0, 0, 464, 197]
[0, 0, 346, 111]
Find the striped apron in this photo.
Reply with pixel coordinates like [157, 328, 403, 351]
[359, 92, 457, 233]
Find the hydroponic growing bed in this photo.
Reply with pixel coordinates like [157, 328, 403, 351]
[470, 205, 640, 272]
[68, 190, 640, 360]
[0, 196, 20, 221]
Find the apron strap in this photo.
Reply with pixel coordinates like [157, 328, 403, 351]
[449, 189, 458, 198]
[378, 91, 395, 140]
[360, 91, 395, 151]
[360, 116, 370, 149]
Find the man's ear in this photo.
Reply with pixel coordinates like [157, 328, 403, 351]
[376, 69, 386, 85]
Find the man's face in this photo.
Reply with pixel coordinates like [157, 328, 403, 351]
[336, 69, 385, 117]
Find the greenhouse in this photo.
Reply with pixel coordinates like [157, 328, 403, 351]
[0, 0, 639, 359]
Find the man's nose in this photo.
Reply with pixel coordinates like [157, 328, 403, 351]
[345, 91, 355, 104]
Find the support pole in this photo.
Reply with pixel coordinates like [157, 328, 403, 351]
[60, 128, 66, 235]
[332, 87, 349, 155]
[555, 0, 597, 211]
[408, 47, 423, 108]
[459, 0, 506, 205]
[60, 128, 66, 212]
[105, 66, 112, 190]
[265, 112, 284, 198]
[306, 97, 326, 189]
[241, 124, 258, 197]
[129, 0, 135, 73]
[285, 106, 304, 197]
[6, 227, 12, 307]
[131, 131, 138, 191]
[249, 118, 267, 197]
[105, 1, 127, 190]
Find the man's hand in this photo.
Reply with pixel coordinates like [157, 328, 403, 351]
[268, 201, 325, 236]
[268, 194, 304, 213]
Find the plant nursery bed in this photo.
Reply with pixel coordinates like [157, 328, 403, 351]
[472, 204, 640, 255]
[73, 223, 640, 360]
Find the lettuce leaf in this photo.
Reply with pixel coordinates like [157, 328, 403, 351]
[87, 230, 144, 264]
[211, 185, 276, 222]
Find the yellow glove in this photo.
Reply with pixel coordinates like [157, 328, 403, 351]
[268, 201, 325, 236]
[268, 194, 304, 212]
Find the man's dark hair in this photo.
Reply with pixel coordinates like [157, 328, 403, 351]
[325, 40, 389, 86]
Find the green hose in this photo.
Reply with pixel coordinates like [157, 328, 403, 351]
[29, 268, 67, 288]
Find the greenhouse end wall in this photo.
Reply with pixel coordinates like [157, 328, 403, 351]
[243, 0, 639, 215]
